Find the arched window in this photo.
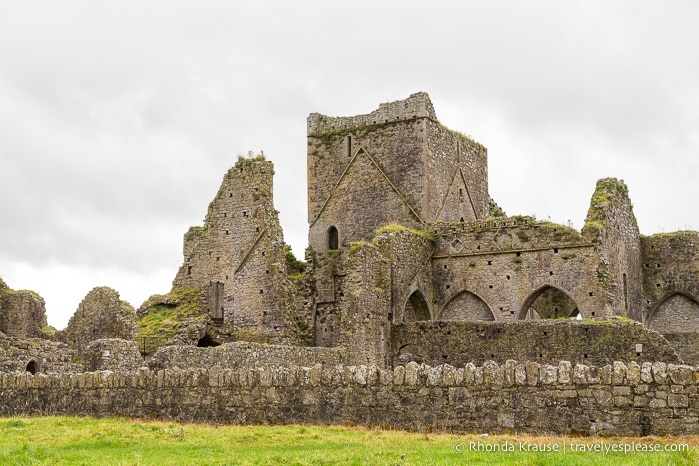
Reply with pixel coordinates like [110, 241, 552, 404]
[328, 226, 339, 250]
[439, 290, 494, 321]
[518, 285, 579, 320]
[404, 290, 431, 322]
[26, 360, 38, 375]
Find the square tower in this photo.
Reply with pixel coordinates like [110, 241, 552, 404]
[307, 92, 489, 252]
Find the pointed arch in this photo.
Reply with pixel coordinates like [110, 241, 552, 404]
[403, 290, 431, 322]
[438, 289, 495, 322]
[518, 285, 580, 320]
[328, 225, 339, 250]
[647, 292, 699, 332]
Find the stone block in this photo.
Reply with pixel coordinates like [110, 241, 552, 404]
[648, 398, 667, 408]
[668, 394, 689, 408]
[524, 361, 540, 386]
[652, 362, 668, 384]
[514, 364, 527, 385]
[503, 360, 517, 386]
[558, 361, 572, 384]
[354, 365, 367, 386]
[393, 365, 405, 385]
[599, 365, 612, 385]
[668, 364, 693, 385]
[626, 361, 641, 386]
[405, 362, 419, 386]
[442, 364, 456, 386]
[640, 362, 654, 383]
[613, 386, 631, 396]
[612, 361, 627, 385]
[540, 364, 558, 385]
[427, 365, 443, 386]
[483, 361, 503, 387]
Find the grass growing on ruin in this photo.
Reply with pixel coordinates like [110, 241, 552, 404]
[136, 287, 203, 341]
[1, 417, 697, 465]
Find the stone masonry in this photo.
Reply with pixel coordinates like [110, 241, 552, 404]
[1, 92, 698, 436]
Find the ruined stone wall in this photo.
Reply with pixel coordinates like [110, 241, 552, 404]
[172, 159, 309, 345]
[82, 339, 143, 372]
[148, 341, 345, 370]
[662, 333, 699, 366]
[311, 229, 436, 366]
[2, 360, 699, 436]
[58, 287, 137, 349]
[307, 93, 488, 253]
[582, 179, 644, 321]
[641, 232, 699, 331]
[428, 218, 605, 321]
[0, 334, 82, 373]
[0, 285, 48, 339]
[390, 321, 681, 368]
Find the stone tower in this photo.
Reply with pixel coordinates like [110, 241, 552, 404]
[306, 92, 490, 253]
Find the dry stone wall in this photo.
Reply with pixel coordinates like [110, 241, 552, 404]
[2, 359, 699, 436]
[391, 320, 681, 367]
[148, 341, 345, 370]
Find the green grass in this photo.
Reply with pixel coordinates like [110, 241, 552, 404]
[0, 417, 696, 465]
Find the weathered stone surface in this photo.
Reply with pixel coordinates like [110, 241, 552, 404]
[0, 360, 697, 436]
[0, 280, 50, 339]
[58, 287, 137, 350]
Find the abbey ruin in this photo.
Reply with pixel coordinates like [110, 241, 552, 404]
[1, 92, 699, 435]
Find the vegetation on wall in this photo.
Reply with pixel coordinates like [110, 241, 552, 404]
[136, 287, 205, 340]
[582, 178, 634, 240]
[376, 223, 436, 242]
[284, 244, 307, 279]
[234, 152, 266, 168]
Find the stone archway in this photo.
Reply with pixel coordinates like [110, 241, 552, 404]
[647, 292, 699, 332]
[438, 290, 495, 322]
[519, 285, 580, 320]
[404, 290, 430, 322]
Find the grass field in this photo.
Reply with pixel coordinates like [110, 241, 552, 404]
[1, 416, 697, 465]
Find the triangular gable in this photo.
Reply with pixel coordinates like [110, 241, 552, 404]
[310, 147, 424, 228]
[436, 168, 478, 222]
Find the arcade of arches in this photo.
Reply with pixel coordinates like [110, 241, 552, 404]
[402, 286, 581, 323]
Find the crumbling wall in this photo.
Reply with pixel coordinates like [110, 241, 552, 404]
[390, 320, 681, 367]
[58, 287, 137, 349]
[0, 333, 82, 373]
[310, 228, 435, 366]
[81, 339, 143, 372]
[582, 179, 644, 321]
[2, 360, 699, 436]
[171, 158, 310, 345]
[0, 278, 49, 338]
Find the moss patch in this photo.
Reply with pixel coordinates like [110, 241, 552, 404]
[136, 287, 204, 340]
[376, 223, 436, 242]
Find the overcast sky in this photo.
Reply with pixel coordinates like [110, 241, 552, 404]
[1, 1, 697, 329]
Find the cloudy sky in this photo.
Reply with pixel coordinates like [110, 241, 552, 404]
[1, 1, 697, 329]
